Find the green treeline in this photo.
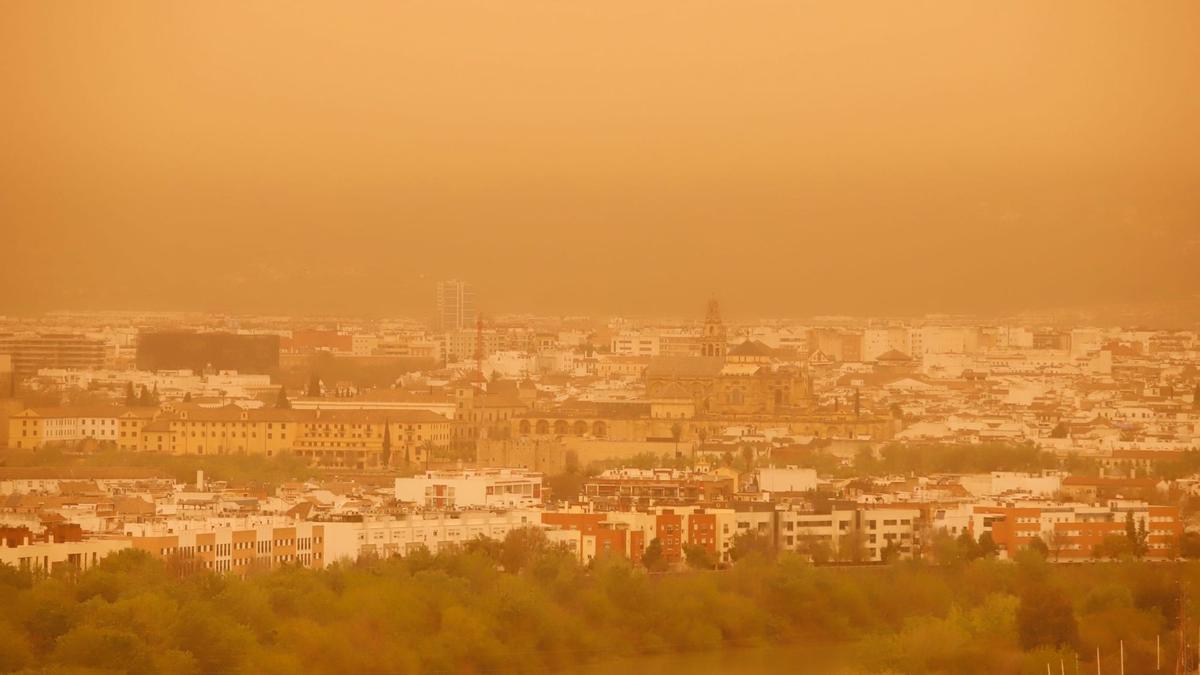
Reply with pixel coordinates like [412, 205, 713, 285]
[0, 449, 323, 485]
[862, 442, 1056, 475]
[1, 531, 1196, 675]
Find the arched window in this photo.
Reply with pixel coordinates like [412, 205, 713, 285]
[554, 420, 568, 435]
[573, 420, 588, 435]
[518, 420, 531, 435]
[592, 421, 607, 438]
[535, 419, 550, 435]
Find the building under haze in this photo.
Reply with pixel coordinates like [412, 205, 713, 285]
[0, 333, 106, 379]
[0, 355, 12, 396]
[433, 279, 476, 333]
[135, 331, 280, 374]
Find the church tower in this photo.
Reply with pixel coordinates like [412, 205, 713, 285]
[700, 298, 727, 358]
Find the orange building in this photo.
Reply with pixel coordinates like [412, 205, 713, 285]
[542, 512, 645, 564]
[985, 503, 1180, 560]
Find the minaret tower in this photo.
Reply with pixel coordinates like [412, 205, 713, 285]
[700, 297, 727, 358]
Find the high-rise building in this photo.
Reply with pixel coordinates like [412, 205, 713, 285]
[0, 333, 106, 378]
[434, 279, 477, 332]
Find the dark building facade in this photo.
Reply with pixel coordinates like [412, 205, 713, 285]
[136, 332, 280, 374]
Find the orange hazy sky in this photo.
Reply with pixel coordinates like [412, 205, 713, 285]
[1, 1, 1198, 318]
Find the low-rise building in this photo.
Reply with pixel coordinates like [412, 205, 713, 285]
[0, 525, 130, 577]
[581, 468, 735, 510]
[394, 468, 543, 509]
[326, 510, 544, 560]
[126, 517, 329, 574]
[8, 406, 157, 450]
[982, 501, 1181, 560]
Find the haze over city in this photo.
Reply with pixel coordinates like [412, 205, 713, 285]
[3, 2, 1199, 317]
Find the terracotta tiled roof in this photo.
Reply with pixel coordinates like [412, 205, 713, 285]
[728, 340, 775, 358]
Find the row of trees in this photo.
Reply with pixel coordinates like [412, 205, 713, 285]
[123, 382, 161, 407]
[2, 447, 320, 486]
[854, 442, 1056, 476]
[1, 530, 1196, 675]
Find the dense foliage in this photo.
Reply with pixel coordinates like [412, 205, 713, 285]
[1, 532, 1197, 675]
[0, 449, 326, 485]
[859, 442, 1056, 475]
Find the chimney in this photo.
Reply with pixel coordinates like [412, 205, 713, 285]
[197, 469, 206, 491]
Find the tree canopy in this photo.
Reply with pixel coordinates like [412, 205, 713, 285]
[0, 542, 1195, 674]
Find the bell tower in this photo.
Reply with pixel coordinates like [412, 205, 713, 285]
[700, 298, 727, 358]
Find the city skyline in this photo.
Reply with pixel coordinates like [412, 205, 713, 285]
[3, 2, 1199, 673]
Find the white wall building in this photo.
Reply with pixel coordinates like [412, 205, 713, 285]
[611, 332, 661, 357]
[758, 467, 818, 493]
[394, 468, 544, 509]
[0, 537, 131, 576]
[321, 509, 545, 561]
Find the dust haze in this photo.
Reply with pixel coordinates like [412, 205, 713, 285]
[2, 1, 1198, 317]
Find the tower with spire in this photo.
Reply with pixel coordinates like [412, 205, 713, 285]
[700, 297, 727, 358]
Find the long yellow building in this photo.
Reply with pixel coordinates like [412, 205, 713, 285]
[7, 403, 451, 470]
[9, 406, 156, 451]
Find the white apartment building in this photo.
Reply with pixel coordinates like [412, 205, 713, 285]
[863, 327, 910, 361]
[394, 468, 544, 509]
[778, 506, 920, 562]
[322, 509, 545, 560]
[125, 516, 328, 574]
[0, 537, 131, 576]
[351, 334, 380, 356]
[611, 332, 661, 357]
[757, 467, 819, 494]
[859, 507, 921, 561]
